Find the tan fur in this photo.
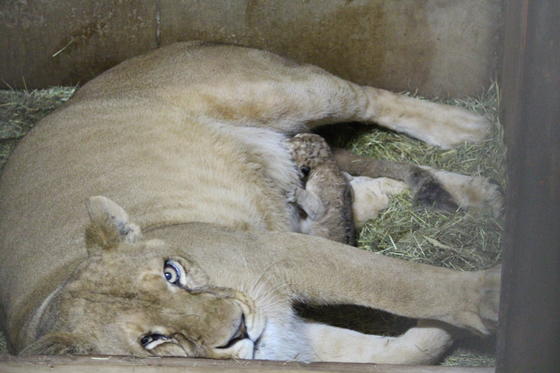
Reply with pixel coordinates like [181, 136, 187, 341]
[0, 42, 501, 363]
[288, 134, 356, 245]
[420, 166, 504, 217]
[349, 176, 408, 228]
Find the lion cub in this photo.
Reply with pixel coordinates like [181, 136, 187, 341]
[288, 133, 356, 245]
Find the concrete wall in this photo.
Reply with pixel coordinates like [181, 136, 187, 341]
[0, 0, 502, 97]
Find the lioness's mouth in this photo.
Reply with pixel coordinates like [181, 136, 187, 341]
[216, 314, 249, 349]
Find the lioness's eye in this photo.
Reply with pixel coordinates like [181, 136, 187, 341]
[163, 259, 186, 287]
[140, 333, 168, 349]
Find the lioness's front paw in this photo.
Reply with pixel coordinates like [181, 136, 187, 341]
[478, 265, 501, 332]
[449, 266, 501, 335]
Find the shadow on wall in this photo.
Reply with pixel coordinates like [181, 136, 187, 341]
[0, 0, 501, 97]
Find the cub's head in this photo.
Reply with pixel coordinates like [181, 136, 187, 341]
[287, 134, 333, 175]
[21, 196, 265, 359]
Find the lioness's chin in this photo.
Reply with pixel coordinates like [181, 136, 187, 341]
[249, 318, 315, 362]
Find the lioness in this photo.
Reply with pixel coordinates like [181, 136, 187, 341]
[0, 41, 501, 364]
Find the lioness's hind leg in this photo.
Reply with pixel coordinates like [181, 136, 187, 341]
[305, 321, 452, 364]
[348, 176, 407, 228]
[333, 148, 503, 215]
[169, 44, 488, 147]
[349, 88, 490, 149]
[334, 149, 458, 212]
[420, 167, 504, 217]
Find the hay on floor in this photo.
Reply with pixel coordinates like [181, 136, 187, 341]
[350, 84, 505, 272]
[0, 87, 76, 171]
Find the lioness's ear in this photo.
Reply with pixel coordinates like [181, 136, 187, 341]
[85, 196, 142, 252]
[20, 333, 97, 356]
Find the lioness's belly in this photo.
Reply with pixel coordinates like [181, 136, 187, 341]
[0, 95, 296, 347]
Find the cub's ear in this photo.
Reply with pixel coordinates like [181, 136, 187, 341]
[85, 196, 142, 252]
[19, 332, 97, 356]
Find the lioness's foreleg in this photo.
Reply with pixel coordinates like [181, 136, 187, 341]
[264, 234, 500, 335]
[304, 321, 452, 364]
